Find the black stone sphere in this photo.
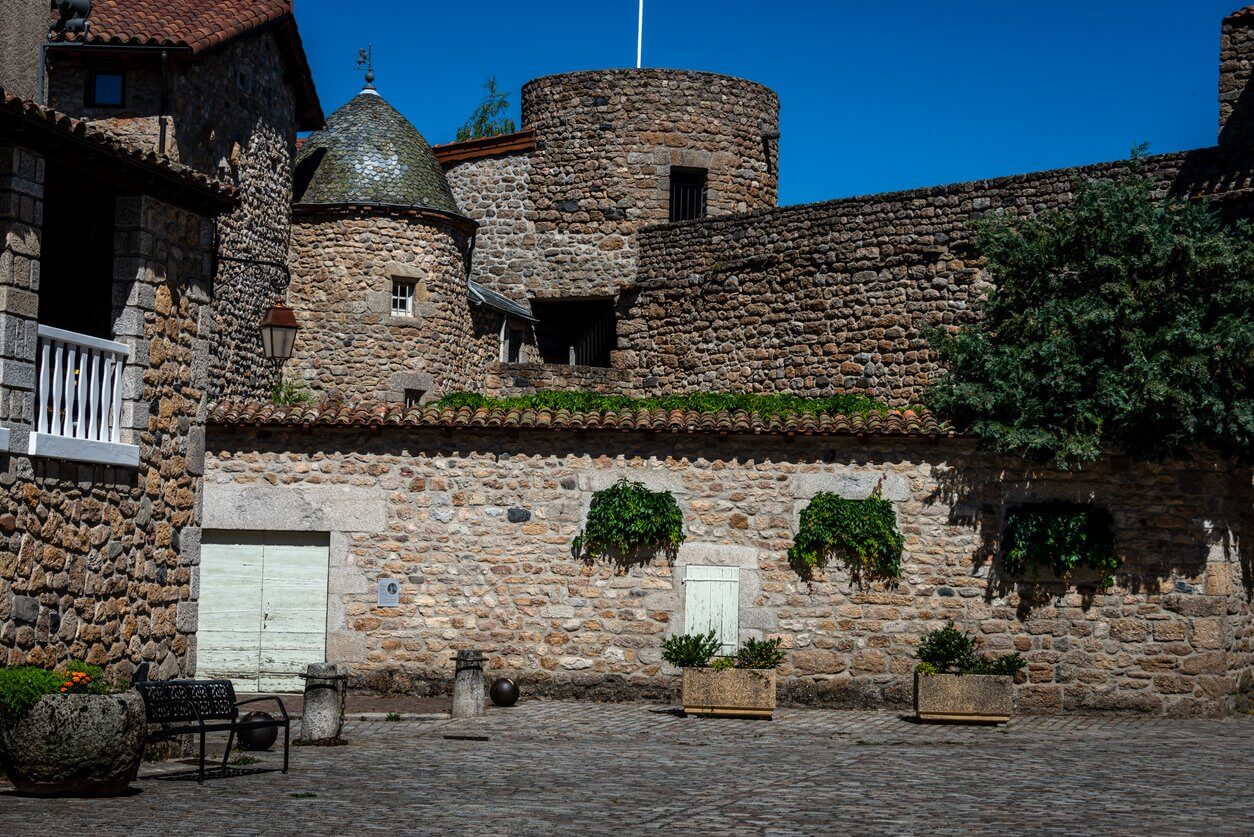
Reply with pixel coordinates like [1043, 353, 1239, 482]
[489, 677, 519, 707]
[238, 711, 278, 751]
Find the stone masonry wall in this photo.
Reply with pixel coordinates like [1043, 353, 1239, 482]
[47, 33, 299, 402]
[445, 150, 536, 303]
[204, 427, 1252, 718]
[0, 186, 212, 682]
[508, 69, 778, 298]
[288, 210, 483, 402]
[625, 146, 1254, 405]
[1220, 13, 1254, 146]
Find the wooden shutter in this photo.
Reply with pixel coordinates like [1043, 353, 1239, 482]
[684, 565, 740, 655]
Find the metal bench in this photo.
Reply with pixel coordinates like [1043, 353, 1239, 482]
[135, 677, 290, 783]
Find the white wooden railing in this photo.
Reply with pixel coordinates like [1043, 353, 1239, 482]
[29, 325, 138, 466]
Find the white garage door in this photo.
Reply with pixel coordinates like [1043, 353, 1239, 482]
[199, 531, 329, 692]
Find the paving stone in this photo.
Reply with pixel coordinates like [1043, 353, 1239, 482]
[2, 701, 1250, 835]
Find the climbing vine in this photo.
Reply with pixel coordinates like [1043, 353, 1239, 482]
[788, 489, 904, 581]
[1001, 503, 1119, 588]
[573, 479, 685, 566]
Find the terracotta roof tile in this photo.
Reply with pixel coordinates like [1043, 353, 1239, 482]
[207, 401, 955, 438]
[0, 88, 237, 203]
[51, 0, 294, 53]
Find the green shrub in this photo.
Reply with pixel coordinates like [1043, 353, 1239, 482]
[661, 631, 721, 669]
[436, 390, 889, 418]
[709, 657, 735, 671]
[788, 489, 904, 581]
[735, 638, 786, 670]
[927, 149, 1253, 468]
[1002, 503, 1119, 588]
[271, 377, 313, 406]
[573, 479, 684, 565]
[915, 622, 1026, 677]
[0, 660, 121, 719]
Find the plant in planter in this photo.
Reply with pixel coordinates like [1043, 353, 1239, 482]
[913, 623, 1026, 724]
[573, 478, 685, 569]
[664, 632, 783, 719]
[788, 488, 905, 582]
[0, 660, 144, 796]
[1002, 503, 1119, 588]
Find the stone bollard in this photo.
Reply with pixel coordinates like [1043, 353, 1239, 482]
[299, 663, 346, 743]
[452, 650, 486, 719]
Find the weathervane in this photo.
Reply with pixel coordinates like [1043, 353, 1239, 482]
[356, 45, 375, 88]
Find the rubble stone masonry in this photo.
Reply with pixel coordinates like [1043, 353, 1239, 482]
[48, 32, 300, 402]
[0, 178, 211, 680]
[626, 146, 1254, 404]
[204, 427, 1252, 718]
[287, 210, 486, 402]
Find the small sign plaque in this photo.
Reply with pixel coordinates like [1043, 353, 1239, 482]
[377, 578, 400, 607]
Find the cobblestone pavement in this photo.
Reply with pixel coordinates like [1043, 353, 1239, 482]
[3, 701, 1252, 835]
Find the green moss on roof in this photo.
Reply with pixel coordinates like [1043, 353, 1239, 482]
[294, 89, 462, 216]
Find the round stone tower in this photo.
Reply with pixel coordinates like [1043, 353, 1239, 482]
[287, 86, 483, 403]
[519, 68, 780, 296]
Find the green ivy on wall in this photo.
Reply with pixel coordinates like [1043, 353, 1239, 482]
[1001, 503, 1119, 588]
[573, 478, 685, 567]
[788, 489, 904, 581]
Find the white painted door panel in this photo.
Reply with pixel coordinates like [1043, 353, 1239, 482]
[259, 533, 329, 692]
[199, 531, 328, 693]
[684, 565, 740, 655]
[199, 532, 265, 691]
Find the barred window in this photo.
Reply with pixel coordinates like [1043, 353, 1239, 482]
[391, 280, 414, 317]
[669, 167, 707, 222]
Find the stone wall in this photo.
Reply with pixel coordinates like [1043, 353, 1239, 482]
[1220, 11, 1254, 146]
[445, 150, 535, 302]
[287, 209, 483, 402]
[203, 426, 1252, 717]
[448, 70, 777, 301]
[0, 176, 212, 681]
[46, 33, 299, 402]
[624, 146, 1254, 405]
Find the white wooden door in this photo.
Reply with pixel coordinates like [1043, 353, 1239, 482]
[198, 532, 265, 688]
[200, 531, 329, 692]
[684, 565, 740, 656]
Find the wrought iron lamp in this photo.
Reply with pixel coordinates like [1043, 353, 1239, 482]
[259, 302, 300, 361]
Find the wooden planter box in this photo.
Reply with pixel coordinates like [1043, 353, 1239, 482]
[682, 668, 776, 719]
[914, 673, 1014, 724]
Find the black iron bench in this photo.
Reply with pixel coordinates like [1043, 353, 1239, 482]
[135, 678, 290, 783]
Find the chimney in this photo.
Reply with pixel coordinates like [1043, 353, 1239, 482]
[0, 0, 51, 101]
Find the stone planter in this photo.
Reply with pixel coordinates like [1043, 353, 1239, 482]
[682, 668, 776, 719]
[0, 690, 146, 796]
[914, 673, 1014, 724]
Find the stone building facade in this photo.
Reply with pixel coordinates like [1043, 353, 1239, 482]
[45, 3, 324, 402]
[0, 93, 237, 679]
[204, 413, 1252, 717]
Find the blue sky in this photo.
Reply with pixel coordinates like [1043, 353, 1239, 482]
[296, 1, 1244, 206]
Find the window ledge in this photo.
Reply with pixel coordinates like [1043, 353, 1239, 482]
[28, 432, 140, 468]
[0, 427, 8, 453]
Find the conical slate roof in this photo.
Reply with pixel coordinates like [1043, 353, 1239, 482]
[294, 88, 462, 216]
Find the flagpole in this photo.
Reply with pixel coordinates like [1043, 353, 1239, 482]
[637, 0, 644, 68]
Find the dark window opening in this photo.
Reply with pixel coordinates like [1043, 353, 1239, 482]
[669, 167, 707, 222]
[505, 326, 526, 363]
[39, 164, 117, 340]
[530, 299, 616, 367]
[404, 389, 425, 408]
[87, 71, 125, 108]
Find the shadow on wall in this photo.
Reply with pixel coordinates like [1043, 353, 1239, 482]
[927, 456, 1233, 615]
